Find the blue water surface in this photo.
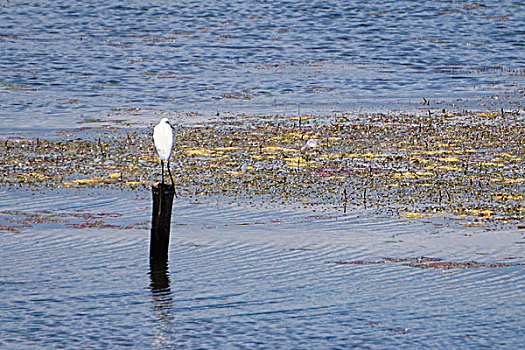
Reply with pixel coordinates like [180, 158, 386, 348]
[0, 0, 523, 131]
[0, 189, 523, 349]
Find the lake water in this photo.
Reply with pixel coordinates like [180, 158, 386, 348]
[1, 0, 524, 132]
[0, 189, 523, 349]
[1, 0, 524, 348]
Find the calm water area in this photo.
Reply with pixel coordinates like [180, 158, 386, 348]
[1, 0, 524, 348]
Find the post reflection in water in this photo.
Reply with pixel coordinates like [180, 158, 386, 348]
[149, 261, 173, 322]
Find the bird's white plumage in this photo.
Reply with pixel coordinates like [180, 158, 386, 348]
[153, 118, 173, 161]
[300, 139, 318, 152]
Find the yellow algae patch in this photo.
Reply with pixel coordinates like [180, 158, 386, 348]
[412, 157, 430, 164]
[263, 146, 297, 153]
[461, 222, 488, 227]
[284, 156, 317, 168]
[226, 171, 244, 176]
[346, 153, 361, 158]
[505, 178, 525, 184]
[403, 212, 432, 219]
[346, 152, 387, 159]
[476, 112, 498, 117]
[453, 214, 468, 219]
[440, 165, 460, 171]
[418, 149, 454, 156]
[185, 148, 212, 156]
[479, 162, 504, 167]
[214, 146, 240, 152]
[73, 178, 100, 185]
[63, 177, 114, 187]
[124, 181, 145, 187]
[441, 156, 460, 162]
[493, 193, 523, 200]
[138, 155, 158, 162]
[467, 209, 494, 217]
[499, 152, 515, 158]
[435, 142, 458, 148]
[17, 172, 50, 181]
[425, 164, 459, 171]
[283, 131, 307, 139]
[392, 171, 418, 179]
[291, 113, 312, 120]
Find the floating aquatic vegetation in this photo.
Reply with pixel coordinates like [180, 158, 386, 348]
[0, 209, 146, 233]
[330, 256, 524, 270]
[0, 110, 523, 228]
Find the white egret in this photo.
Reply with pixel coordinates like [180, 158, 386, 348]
[153, 118, 175, 186]
[300, 139, 318, 152]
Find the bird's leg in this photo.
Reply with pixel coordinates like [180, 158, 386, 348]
[167, 159, 174, 187]
[160, 160, 165, 185]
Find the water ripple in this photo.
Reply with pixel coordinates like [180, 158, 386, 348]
[1, 0, 523, 132]
[1, 188, 523, 348]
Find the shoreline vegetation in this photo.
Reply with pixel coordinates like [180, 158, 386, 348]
[1, 110, 524, 229]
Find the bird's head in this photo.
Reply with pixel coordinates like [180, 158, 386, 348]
[160, 117, 174, 130]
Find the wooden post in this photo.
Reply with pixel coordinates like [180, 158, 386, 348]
[150, 183, 175, 262]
